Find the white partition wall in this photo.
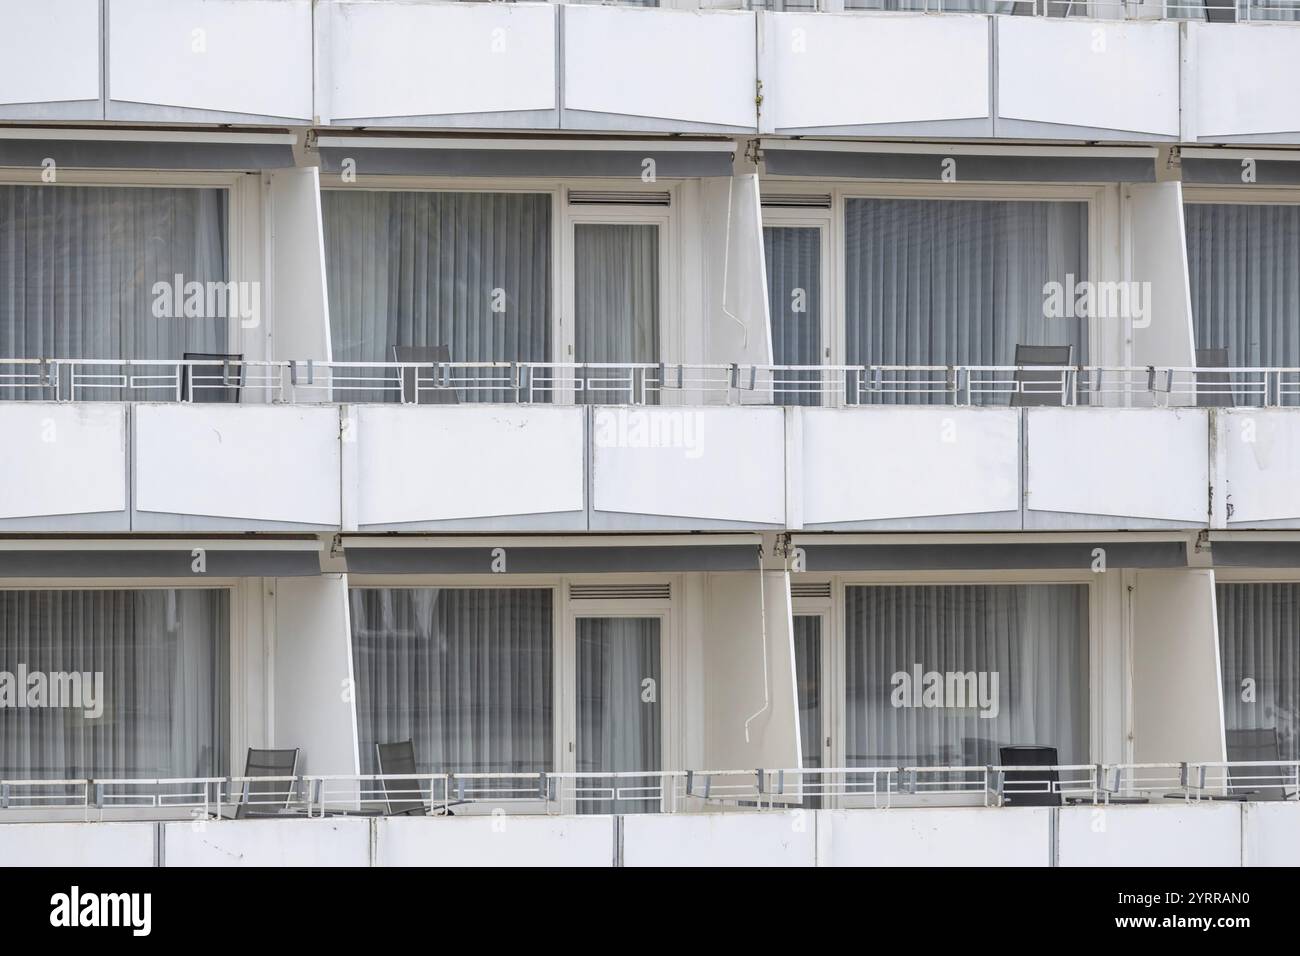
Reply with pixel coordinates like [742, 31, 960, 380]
[316, 0, 558, 128]
[1125, 183, 1196, 382]
[0, 0, 100, 121]
[702, 176, 772, 369]
[106, 0, 313, 124]
[997, 18, 1179, 140]
[1183, 22, 1300, 144]
[759, 13, 991, 137]
[269, 168, 331, 365]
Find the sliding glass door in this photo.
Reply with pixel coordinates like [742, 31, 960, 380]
[763, 222, 826, 406]
[1216, 582, 1300, 764]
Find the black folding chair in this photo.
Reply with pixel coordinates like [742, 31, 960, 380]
[183, 351, 243, 403]
[1227, 728, 1297, 801]
[1000, 745, 1061, 807]
[376, 741, 430, 816]
[1010, 344, 1073, 407]
[391, 345, 457, 405]
[235, 747, 300, 818]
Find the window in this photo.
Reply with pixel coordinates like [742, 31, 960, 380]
[1217, 582, 1300, 762]
[0, 588, 229, 779]
[843, 197, 1088, 403]
[843, 583, 1089, 767]
[0, 184, 229, 398]
[764, 225, 824, 406]
[349, 587, 554, 775]
[322, 190, 553, 401]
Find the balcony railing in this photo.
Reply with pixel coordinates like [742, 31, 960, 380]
[745, 0, 1300, 21]
[2, 760, 1295, 822]
[0, 358, 1295, 406]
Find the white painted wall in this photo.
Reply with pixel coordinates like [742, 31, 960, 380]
[107, 0, 313, 121]
[997, 19, 1179, 137]
[1185, 22, 1300, 141]
[0, 0, 99, 110]
[0, 822, 155, 867]
[1025, 409, 1208, 523]
[1220, 409, 1300, 525]
[273, 574, 358, 778]
[1242, 802, 1300, 866]
[269, 168, 331, 364]
[163, 818, 369, 866]
[133, 404, 341, 526]
[316, 1, 556, 124]
[760, 13, 990, 133]
[624, 810, 814, 866]
[702, 571, 801, 773]
[349, 406, 584, 527]
[375, 815, 613, 867]
[799, 408, 1019, 525]
[1132, 569, 1226, 766]
[592, 407, 785, 524]
[703, 176, 772, 369]
[563, 7, 755, 130]
[1058, 803, 1240, 866]
[0, 404, 126, 519]
[817, 807, 1051, 866]
[1126, 183, 1196, 379]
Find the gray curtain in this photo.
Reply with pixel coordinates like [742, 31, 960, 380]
[1186, 203, 1300, 368]
[575, 617, 661, 813]
[574, 223, 659, 403]
[845, 197, 1088, 403]
[0, 184, 229, 399]
[322, 190, 552, 402]
[350, 588, 554, 777]
[0, 589, 229, 780]
[1217, 583, 1300, 761]
[764, 225, 822, 406]
[844, 584, 1089, 767]
[793, 615, 822, 806]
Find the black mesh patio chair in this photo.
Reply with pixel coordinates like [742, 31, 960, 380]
[183, 352, 243, 403]
[235, 747, 300, 818]
[1010, 344, 1073, 407]
[1000, 745, 1061, 807]
[392, 345, 457, 405]
[376, 740, 430, 816]
[1195, 347, 1235, 408]
[1204, 0, 1237, 23]
[1227, 727, 1296, 801]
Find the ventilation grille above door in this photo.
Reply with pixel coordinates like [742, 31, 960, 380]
[761, 193, 832, 209]
[791, 582, 832, 599]
[568, 190, 671, 207]
[569, 583, 671, 602]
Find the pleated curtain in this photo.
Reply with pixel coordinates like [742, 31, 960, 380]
[1217, 583, 1300, 761]
[843, 584, 1089, 767]
[0, 589, 229, 779]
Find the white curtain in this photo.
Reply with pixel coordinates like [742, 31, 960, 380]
[0, 184, 229, 398]
[575, 617, 661, 813]
[350, 588, 554, 776]
[1217, 583, 1300, 761]
[844, 197, 1088, 403]
[844, 584, 1089, 767]
[1186, 203, 1300, 368]
[322, 190, 552, 401]
[0, 589, 229, 779]
[764, 225, 822, 406]
[574, 223, 659, 403]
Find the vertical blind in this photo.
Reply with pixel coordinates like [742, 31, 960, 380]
[0, 184, 229, 397]
[844, 584, 1089, 767]
[1186, 203, 1300, 368]
[764, 225, 822, 406]
[0, 588, 229, 779]
[1217, 583, 1300, 762]
[322, 190, 552, 401]
[844, 198, 1088, 403]
[350, 587, 554, 776]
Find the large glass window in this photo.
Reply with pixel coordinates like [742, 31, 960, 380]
[349, 587, 554, 776]
[764, 225, 822, 406]
[322, 190, 552, 401]
[844, 197, 1088, 403]
[1185, 203, 1300, 369]
[844, 584, 1089, 767]
[1217, 583, 1300, 762]
[0, 588, 229, 779]
[0, 185, 229, 398]
[573, 222, 659, 403]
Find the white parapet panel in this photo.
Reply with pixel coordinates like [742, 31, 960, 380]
[163, 819, 370, 867]
[591, 406, 785, 528]
[798, 407, 1020, 529]
[817, 807, 1051, 867]
[1184, 22, 1300, 143]
[0, 403, 127, 529]
[1242, 803, 1300, 866]
[0, 822, 155, 867]
[623, 811, 815, 867]
[997, 18, 1179, 140]
[133, 404, 341, 529]
[1025, 408, 1208, 526]
[316, 1, 557, 127]
[348, 405, 585, 531]
[1220, 409, 1300, 527]
[562, 6, 756, 132]
[0, 0, 100, 120]
[760, 13, 991, 136]
[107, 0, 313, 123]
[375, 815, 614, 867]
[1058, 804, 1241, 866]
